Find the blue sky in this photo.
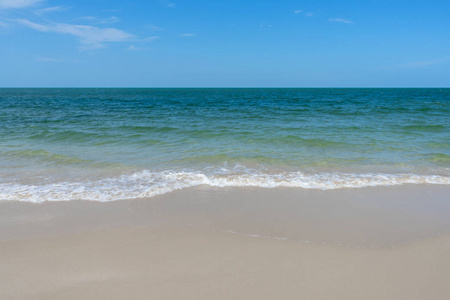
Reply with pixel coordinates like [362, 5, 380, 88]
[0, 0, 449, 87]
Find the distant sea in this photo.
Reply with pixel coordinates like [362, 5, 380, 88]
[0, 88, 449, 202]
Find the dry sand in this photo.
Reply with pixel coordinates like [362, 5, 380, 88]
[1, 185, 450, 299]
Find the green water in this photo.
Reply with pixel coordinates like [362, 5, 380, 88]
[0, 88, 448, 201]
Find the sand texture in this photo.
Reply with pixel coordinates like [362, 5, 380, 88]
[1, 185, 450, 300]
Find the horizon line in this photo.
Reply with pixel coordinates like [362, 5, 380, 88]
[1, 87, 449, 89]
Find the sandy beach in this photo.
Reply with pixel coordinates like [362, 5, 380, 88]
[1, 185, 450, 300]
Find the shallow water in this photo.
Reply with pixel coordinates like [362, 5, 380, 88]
[0, 88, 449, 202]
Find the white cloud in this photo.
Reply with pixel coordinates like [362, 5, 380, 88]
[157, 0, 175, 8]
[142, 36, 160, 41]
[35, 5, 67, 15]
[294, 10, 314, 17]
[259, 23, 272, 28]
[16, 19, 134, 49]
[17, 19, 47, 30]
[0, 0, 44, 9]
[396, 57, 450, 69]
[179, 33, 195, 37]
[99, 16, 120, 24]
[329, 18, 354, 24]
[146, 24, 164, 31]
[79, 16, 120, 24]
[127, 45, 141, 51]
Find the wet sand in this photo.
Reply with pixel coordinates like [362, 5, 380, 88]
[1, 185, 450, 299]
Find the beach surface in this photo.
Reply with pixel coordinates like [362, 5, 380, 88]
[1, 185, 450, 300]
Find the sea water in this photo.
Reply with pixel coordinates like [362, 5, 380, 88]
[0, 88, 448, 202]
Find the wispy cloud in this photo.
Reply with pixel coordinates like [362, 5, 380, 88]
[34, 5, 67, 15]
[100, 16, 120, 24]
[79, 16, 120, 24]
[142, 36, 160, 41]
[146, 24, 164, 31]
[0, 0, 45, 9]
[127, 45, 142, 51]
[126, 42, 157, 51]
[159, 0, 175, 8]
[179, 33, 195, 37]
[16, 19, 134, 49]
[294, 10, 314, 17]
[395, 57, 450, 69]
[329, 18, 354, 24]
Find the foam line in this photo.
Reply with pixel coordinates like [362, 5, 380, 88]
[1, 169, 449, 202]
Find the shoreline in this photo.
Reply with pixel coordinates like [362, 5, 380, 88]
[2, 184, 449, 246]
[2, 170, 449, 203]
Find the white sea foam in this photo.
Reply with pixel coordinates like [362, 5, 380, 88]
[0, 169, 449, 203]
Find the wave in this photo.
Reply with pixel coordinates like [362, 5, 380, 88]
[2, 149, 126, 168]
[4, 149, 93, 165]
[0, 169, 448, 203]
[424, 153, 450, 164]
[402, 124, 447, 132]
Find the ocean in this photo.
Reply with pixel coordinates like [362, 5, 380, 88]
[0, 88, 448, 202]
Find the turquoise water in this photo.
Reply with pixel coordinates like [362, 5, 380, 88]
[0, 88, 449, 202]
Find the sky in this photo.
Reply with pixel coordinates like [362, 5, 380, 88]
[0, 0, 449, 87]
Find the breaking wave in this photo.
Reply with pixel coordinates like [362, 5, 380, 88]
[1, 169, 448, 203]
